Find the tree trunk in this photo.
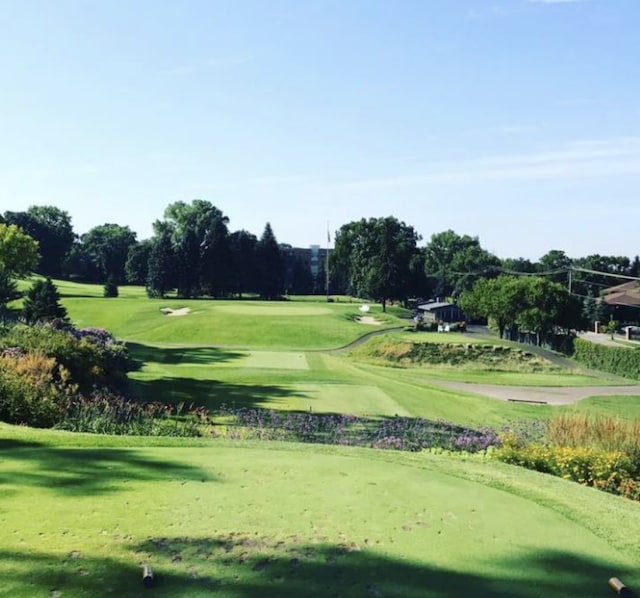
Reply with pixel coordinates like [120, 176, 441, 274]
[382, 297, 387, 313]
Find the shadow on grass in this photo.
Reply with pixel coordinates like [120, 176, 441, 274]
[126, 342, 248, 366]
[0, 536, 633, 597]
[0, 446, 214, 496]
[131, 377, 308, 411]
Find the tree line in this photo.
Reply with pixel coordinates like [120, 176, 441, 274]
[1, 204, 638, 316]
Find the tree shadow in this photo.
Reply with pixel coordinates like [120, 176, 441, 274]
[130, 377, 307, 411]
[0, 536, 635, 597]
[0, 445, 215, 496]
[126, 342, 248, 367]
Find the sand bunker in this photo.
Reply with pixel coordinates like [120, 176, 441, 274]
[160, 307, 192, 317]
[357, 316, 382, 325]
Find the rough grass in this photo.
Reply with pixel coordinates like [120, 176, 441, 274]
[1, 425, 639, 598]
[348, 336, 557, 371]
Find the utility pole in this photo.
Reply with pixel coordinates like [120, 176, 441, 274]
[568, 268, 572, 294]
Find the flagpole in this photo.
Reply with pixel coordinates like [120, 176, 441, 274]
[326, 222, 330, 302]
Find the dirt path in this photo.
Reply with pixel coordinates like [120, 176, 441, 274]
[430, 380, 640, 405]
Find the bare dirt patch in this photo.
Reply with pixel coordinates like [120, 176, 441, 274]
[160, 307, 192, 317]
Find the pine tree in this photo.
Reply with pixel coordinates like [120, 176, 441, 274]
[582, 291, 596, 328]
[22, 277, 68, 324]
[103, 274, 119, 297]
[0, 266, 21, 323]
[256, 223, 284, 299]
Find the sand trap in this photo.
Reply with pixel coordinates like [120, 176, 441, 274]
[357, 316, 382, 325]
[160, 307, 192, 317]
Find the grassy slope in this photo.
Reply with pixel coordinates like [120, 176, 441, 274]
[1, 424, 639, 598]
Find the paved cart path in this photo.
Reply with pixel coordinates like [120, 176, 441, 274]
[430, 380, 640, 405]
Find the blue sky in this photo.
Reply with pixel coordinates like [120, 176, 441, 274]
[1, 0, 639, 259]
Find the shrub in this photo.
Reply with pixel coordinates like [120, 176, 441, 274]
[0, 323, 132, 393]
[103, 275, 119, 298]
[0, 350, 72, 427]
[573, 338, 640, 380]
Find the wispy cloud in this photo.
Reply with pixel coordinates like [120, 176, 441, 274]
[329, 137, 640, 190]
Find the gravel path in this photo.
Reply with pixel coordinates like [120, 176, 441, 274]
[431, 380, 640, 405]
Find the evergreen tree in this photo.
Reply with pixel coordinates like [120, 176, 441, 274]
[146, 227, 175, 298]
[22, 278, 68, 324]
[228, 230, 258, 297]
[582, 291, 597, 329]
[0, 267, 21, 323]
[256, 223, 284, 299]
[103, 275, 119, 297]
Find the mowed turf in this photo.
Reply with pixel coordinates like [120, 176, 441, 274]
[1, 426, 639, 598]
[62, 296, 400, 349]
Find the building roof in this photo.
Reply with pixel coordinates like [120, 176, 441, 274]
[602, 281, 640, 307]
[417, 301, 456, 311]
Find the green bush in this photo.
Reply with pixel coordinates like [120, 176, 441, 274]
[573, 338, 640, 380]
[0, 323, 132, 393]
[0, 350, 72, 427]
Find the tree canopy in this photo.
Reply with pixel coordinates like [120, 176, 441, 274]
[0, 223, 40, 278]
[332, 217, 420, 312]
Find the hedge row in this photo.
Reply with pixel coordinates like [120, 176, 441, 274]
[573, 338, 640, 380]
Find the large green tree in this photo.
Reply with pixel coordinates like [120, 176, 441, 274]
[81, 224, 137, 283]
[228, 230, 258, 297]
[162, 200, 231, 297]
[3, 206, 74, 278]
[0, 223, 40, 278]
[146, 225, 176, 298]
[125, 240, 153, 285]
[423, 230, 499, 298]
[332, 217, 420, 312]
[460, 275, 580, 344]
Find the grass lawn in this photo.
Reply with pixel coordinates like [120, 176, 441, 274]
[62, 297, 404, 349]
[1, 425, 639, 598]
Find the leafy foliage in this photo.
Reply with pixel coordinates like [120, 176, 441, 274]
[332, 217, 420, 311]
[573, 338, 640, 379]
[3, 206, 74, 278]
[0, 223, 40, 277]
[423, 230, 500, 298]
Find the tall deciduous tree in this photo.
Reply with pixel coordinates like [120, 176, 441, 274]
[460, 275, 580, 345]
[256, 223, 284, 299]
[0, 223, 40, 278]
[125, 240, 153, 285]
[162, 200, 231, 297]
[332, 217, 420, 312]
[146, 225, 176, 298]
[81, 224, 137, 283]
[423, 230, 499, 298]
[3, 206, 75, 278]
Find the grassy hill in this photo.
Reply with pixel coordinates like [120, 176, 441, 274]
[2, 279, 640, 597]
